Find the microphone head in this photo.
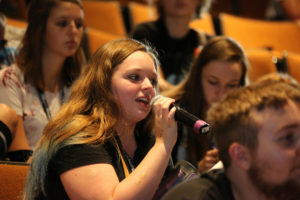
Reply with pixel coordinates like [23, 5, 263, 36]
[150, 95, 163, 106]
[194, 120, 210, 135]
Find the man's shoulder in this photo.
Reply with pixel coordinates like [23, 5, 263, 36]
[180, 169, 229, 192]
[162, 169, 234, 200]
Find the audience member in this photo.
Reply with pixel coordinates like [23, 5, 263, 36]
[0, 103, 17, 158]
[163, 36, 248, 172]
[162, 78, 300, 200]
[0, 0, 85, 159]
[131, 0, 212, 89]
[24, 38, 178, 199]
[0, 12, 17, 69]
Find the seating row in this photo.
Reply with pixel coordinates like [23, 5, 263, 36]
[5, 1, 300, 85]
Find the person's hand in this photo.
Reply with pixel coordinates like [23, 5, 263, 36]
[197, 148, 219, 173]
[152, 96, 177, 152]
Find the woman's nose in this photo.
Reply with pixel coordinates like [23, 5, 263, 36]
[68, 21, 80, 35]
[142, 78, 153, 89]
[215, 86, 227, 100]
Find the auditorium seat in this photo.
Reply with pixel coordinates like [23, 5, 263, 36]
[86, 27, 122, 55]
[6, 18, 27, 29]
[128, 2, 157, 29]
[245, 49, 279, 83]
[189, 13, 215, 35]
[82, 1, 127, 36]
[220, 13, 300, 54]
[0, 161, 30, 200]
[286, 52, 300, 83]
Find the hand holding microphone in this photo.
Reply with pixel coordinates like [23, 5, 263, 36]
[151, 95, 210, 135]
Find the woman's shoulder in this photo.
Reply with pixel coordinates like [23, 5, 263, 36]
[50, 142, 116, 175]
[56, 142, 114, 159]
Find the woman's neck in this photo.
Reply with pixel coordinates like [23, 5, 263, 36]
[41, 51, 65, 93]
[115, 120, 137, 158]
[164, 15, 191, 38]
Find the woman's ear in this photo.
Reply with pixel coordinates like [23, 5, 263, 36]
[228, 142, 251, 171]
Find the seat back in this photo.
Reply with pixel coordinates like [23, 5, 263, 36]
[128, 2, 157, 28]
[220, 13, 300, 54]
[189, 13, 215, 35]
[82, 1, 127, 36]
[6, 18, 27, 29]
[246, 49, 279, 83]
[286, 52, 300, 83]
[86, 27, 122, 55]
[0, 161, 30, 200]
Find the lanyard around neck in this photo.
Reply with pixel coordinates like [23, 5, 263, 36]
[36, 87, 65, 121]
[114, 135, 135, 177]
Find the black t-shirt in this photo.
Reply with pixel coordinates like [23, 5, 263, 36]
[131, 18, 210, 84]
[161, 169, 234, 200]
[35, 134, 154, 199]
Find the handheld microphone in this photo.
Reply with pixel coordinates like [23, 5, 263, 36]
[151, 95, 210, 135]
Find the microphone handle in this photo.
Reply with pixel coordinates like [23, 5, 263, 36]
[173, 105, 198, 127]
[171, 105, 210, 135]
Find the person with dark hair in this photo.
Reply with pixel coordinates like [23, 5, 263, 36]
[0, 0, 85, 160]
[162, 77, 300, 200]
[24, 38, 178, 199]
[131, 0, 213, 90]
[163, 36, 248, 172]
[0, 103, 17, 158]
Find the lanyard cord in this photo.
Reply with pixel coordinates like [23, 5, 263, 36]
[115, 138, 130, 178]
[114, 135, 135, 177]
[36, 87, 65, 121]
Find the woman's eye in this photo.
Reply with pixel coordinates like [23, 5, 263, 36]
[150, 78, 158, 86]
[75, 20, 83, 29]
[279, 132, 297, 147]
[227, 84, 239, 88]
[208, 80, 218, 86]
[128, 74, 139, 81]
[56, 20, 69, 27]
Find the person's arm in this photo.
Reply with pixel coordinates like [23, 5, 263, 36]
[60, 97, 178, 200]
[0, 67, 31, 161]
[0, 104, 17, 138]
[0, 103, 16, 157]
[8, 116, 30, 151]
[0, 105, 31, 162]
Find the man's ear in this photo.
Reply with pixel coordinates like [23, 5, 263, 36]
[228, 142, 251, 171]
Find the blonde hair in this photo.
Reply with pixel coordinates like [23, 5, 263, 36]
[24, 38, 159, 199]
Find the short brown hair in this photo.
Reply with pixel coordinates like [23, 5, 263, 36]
[207, 80, 300, 169]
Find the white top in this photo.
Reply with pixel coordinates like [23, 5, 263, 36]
[0, 65, 70, 149]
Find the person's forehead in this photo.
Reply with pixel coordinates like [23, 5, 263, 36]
[251, 100, 300, 137]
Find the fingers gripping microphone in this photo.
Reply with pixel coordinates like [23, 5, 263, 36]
[151, 95, 210, 135]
